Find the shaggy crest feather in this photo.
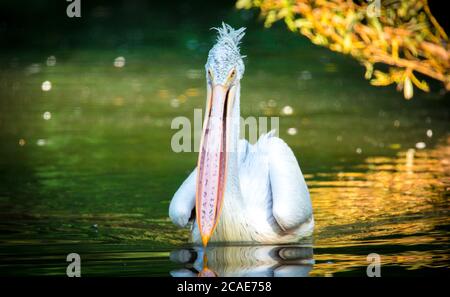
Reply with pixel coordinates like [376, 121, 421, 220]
[212, 22, 246, 54]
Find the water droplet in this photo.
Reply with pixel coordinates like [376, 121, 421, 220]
[41, 81, 52, 91]
[281, 105, 293, 115]
[426, 129, 433, 138]
[356, 147, 362, 154]
[268, 99, 277, 108]
[170, 98, 180, 108]
[18, 139, 26, 146]
[25, 64, 41, 75]
[43, 111, 51, 120]
[46, 56, 56, 67]
[114, 56, 126, 68]
[415, 142, 426, 149]
[37, 139, 47, 146]
[287, 127, 297, 135]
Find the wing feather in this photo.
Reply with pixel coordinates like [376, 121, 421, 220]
[169, 168, 197, 227]
[262, 134, 313, 231]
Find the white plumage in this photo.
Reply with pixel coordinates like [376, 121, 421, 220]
[169, 23, 314, 245]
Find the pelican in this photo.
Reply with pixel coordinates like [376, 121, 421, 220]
[169, 23, 313, 246]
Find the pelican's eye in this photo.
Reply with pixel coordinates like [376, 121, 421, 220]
[228, 69, 236, 85]
[208, 69, 214, 82]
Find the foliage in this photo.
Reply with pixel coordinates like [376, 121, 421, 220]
[236, 0, 449, 99]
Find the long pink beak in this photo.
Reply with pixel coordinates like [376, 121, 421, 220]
[196, 84, 231, 247]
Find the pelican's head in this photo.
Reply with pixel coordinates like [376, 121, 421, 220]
[196, 23, 246, 246]
[205, 23, 246, 86]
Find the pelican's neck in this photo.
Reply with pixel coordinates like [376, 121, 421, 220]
[225, 83, 243, 202]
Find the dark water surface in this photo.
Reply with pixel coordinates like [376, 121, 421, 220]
[0, 31, 449, 276]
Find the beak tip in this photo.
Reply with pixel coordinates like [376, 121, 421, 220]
[201, 235, 210, 247]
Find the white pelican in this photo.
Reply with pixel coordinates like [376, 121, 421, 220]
[169, 23, 313, 246]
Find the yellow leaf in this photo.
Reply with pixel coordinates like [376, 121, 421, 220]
[364, 62, 373, 79]
[295, 19, 312, 29]
[392, 39, 399, 60]
[410, 73, 430, 92]
[235, 0, 252, 10]
[370, 70, 392, 86]
[343, 34, 352, 53]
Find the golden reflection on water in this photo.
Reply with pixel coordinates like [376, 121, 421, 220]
[309, 136, 449, 276]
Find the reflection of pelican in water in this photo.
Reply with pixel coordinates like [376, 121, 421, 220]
[169, 23, 313, 247]
[170, 245, 314, 277]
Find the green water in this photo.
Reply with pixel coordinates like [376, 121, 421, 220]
[0, 30, 449, 276]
